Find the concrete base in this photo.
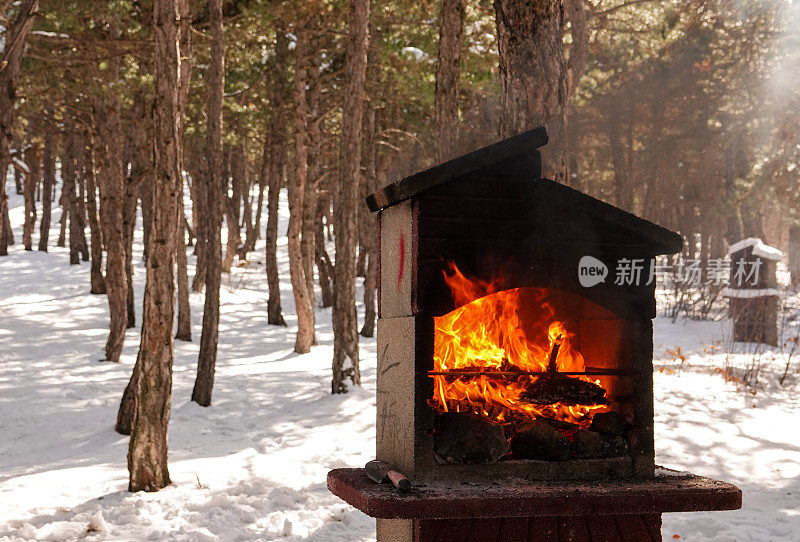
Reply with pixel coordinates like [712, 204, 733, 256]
[377, 515, 661, 541]
[376, 519, 413, 542]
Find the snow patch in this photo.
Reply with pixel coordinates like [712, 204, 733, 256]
[30, 30, 72, 38]
[722, 287, 782, 298]
[86, 510, 107, 534]
[729, 237, 784, 260]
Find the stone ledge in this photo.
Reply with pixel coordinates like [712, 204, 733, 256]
[327, 467, 741, 519]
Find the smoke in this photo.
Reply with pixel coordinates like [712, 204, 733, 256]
[766, 0, 800, 105]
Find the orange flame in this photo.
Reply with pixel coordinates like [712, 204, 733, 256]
[431, 262, 606, 427]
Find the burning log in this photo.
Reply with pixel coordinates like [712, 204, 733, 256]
[519, 336, 609, 406]
[437, 359, 526, 382]
[433, 399, 528, 423]
[520, 373, 609, 406]
[432, 337, 614, 407]
[434, 412, 509, 464]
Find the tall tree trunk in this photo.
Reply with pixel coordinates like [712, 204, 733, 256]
[303, 52, 323, 339]
[128, 0, 188, 493]
[302, 181, 318, 311]
[15, 167, 23, 195]
[229, 149, 242, 226]
[57, 182, 67, 247]
[39, 115, 55, 252]
[356, 247, 366, 278]
[606, 117, 633, 212]
[74, 132, 90, 261]
[288, 25, 315, 354]
[434, 0, 464, 162]
[141, 179, 154, 261]
[186, 161, 202, 245]
[699, 224, 710, 284]
[95, 95, 128, 361]
[253, 144, 267, 244]
[315, 204, 335, 307]
[360, 108, 378, 338]
[221, 169, 240, 272]
[84, 130, 106, 294]
[724, 129, 745, 244]
[186, 170, 197, 247]
[124, 183, 137, 329]
[494, 0, 568, 182]
[23, 142, 40, 251]
[564, 0, 588, 97]
[234, 140, 255, 260]
[61, 124, 83, 265]
[125, 79, 151, 327]
[332, 0, 369, 393]
[61, 126, 81, 264]
[175, 19, 193, 342]
[0, 174, 14, 250]
[192, 160, 208, 290]
[113, 50, 153, 433]
[253, 180, 265, 243]
[0, 0, 39, 257]
[315, 178, 334, 308]
[265, 28, 289, 327]
[1, 182, 13, 249]
[66, 130, 88, 265]
[741, 197, 766, 241]
[176, 204, 192, 341]
[243, 176, 256, 254]
[789, 223, 800, 288]
[192, 0, 224, 407]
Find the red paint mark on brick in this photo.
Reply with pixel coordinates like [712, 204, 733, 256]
[397, 235, 405, 289]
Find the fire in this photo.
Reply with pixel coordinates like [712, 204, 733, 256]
[430, 262, 607, 428]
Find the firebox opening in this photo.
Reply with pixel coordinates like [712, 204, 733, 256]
[429, 263, 637, 465]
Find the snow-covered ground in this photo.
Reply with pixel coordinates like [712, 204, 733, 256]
[654, 317, 800, 541]
[2, 180, 799, 541]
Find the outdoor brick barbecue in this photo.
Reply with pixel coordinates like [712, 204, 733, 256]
[327, 128, 741, 541]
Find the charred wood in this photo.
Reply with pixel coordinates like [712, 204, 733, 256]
[434, 412, 508, 464]
[520, 373, 608, 406]
[588, 411, 629, 437]
[574, 430, 629, 459]
[511, 419, 574, 461]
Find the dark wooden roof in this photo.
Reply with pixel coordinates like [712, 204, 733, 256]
[366, 127, 683, 255]
[366, 126, 548, 212]
[530, 177, 683, 255]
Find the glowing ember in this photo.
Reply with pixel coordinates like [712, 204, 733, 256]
[430, 262, 608, 428]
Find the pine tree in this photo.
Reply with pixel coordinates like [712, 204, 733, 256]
[38, 113, 55, 252]
[0, 0, 39, 256]
[332, 0, 370, 393]
[265, 28, 289, 327]
[434, 0, 464, 162]
[127, 0, 189, 492]
[192, 0, 225, 407]
[287, 24, 316, 354]
[494, 0, 568, 181]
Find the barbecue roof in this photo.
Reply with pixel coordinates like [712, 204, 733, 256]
[365, 127, 548, 213]
[365, 126, 683, 255]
